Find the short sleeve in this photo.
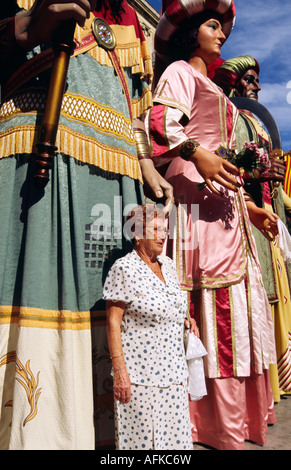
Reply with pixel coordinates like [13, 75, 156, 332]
[102, 259, 135, 303]
[152, 60, 196, 119]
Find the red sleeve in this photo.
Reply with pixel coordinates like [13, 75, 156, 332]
[147, 104, 169, 157]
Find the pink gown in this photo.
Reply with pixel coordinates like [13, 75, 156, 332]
[146, 60, 276, 450]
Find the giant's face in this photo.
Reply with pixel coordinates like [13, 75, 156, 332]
[194, 18, 226, 64]
[235, 69, 261, 101]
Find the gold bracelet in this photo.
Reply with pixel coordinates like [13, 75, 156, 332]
[110, 352, 124, 360]
[180, 139, 200, 161]
[134, 130, 151, 160]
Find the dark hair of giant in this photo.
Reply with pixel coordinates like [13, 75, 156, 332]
[169, 10, 223, 62]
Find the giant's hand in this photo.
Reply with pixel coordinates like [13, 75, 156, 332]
[246, 200, 279, 241]
[260, 158, 286, 182]
[190, 146, 241, 196]
[139, 159, 174, 215]
[15, 0, 97, 50]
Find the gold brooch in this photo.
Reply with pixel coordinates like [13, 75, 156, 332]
[215, 145, 235, 160]
[92, 18, 116, 51]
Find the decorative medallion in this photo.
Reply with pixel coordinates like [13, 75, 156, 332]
[92, 18, 116, 51]
[215, 144, 235, 160]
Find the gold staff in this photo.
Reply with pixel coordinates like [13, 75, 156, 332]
[34, 19, 76, 188]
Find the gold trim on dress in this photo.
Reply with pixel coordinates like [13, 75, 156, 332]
[0, 305, 91, 330]
[229, 287, 237, 376]
[0, 124, 143, 183]
[212, 290, 221, 378]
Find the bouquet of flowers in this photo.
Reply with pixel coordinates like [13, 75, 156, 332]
[229, 141, 271, 180]
[197, 141, 271, 191]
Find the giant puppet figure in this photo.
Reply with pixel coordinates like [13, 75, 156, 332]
[0, 0, 173, 450]
[213, 55, 291, 403]
[146, 0, 277, 450]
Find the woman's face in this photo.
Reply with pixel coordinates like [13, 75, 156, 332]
[138, 217, 167, 258]
[194, 18, 226, 64]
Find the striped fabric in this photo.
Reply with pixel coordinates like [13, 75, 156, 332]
[284, 153, 291, 197]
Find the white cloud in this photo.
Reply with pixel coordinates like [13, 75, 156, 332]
[259, 83, 290, 105]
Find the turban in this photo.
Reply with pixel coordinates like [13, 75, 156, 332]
[212, 55, 260, 96]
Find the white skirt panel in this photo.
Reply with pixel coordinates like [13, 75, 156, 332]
[114, 382, 193, 450]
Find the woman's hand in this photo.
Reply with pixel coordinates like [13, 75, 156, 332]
[113, 369, 131, 404]
[190, 146, 241, 196]
[106, 300, 131, 404]
[15, 0, 97, 50]
[184, 317, 200, 338]
[246, 200, 279, 241]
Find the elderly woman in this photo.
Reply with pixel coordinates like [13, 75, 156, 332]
[103, 204, 198, 450]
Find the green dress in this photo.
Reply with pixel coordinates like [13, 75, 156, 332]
[0, 1, 152, 449]
[236, 110, 291, 402]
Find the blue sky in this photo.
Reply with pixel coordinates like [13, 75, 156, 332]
[147, 0, 291, 151]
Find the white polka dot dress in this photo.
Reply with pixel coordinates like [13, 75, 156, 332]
[103, 250, 193, 450]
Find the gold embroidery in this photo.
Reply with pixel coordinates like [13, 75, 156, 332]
[0, 351, 41, 426]
[245, 263, 254, 368]
[229, 287, 237, 376]
[153, 78, 191, 118]
[0, 90, 135, 144]
[0, 125, 143, 182]
[212, 290, 220, 378]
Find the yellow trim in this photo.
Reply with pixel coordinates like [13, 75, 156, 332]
[132, 86, 152, 121]
[72, 13, 153, 80]
[0, 305, 91, 330]
[207, 78, 228, 147]
[15, 6, 153, 84]
[245, 264, 255, 369]
[212, 290, 221, 378]
[153, 79, 191, 118]
[0, 124, 143, 183]
[229, 287, 237, 376]
[61, 91, 135, 144]
[0, 89, 136, 145]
